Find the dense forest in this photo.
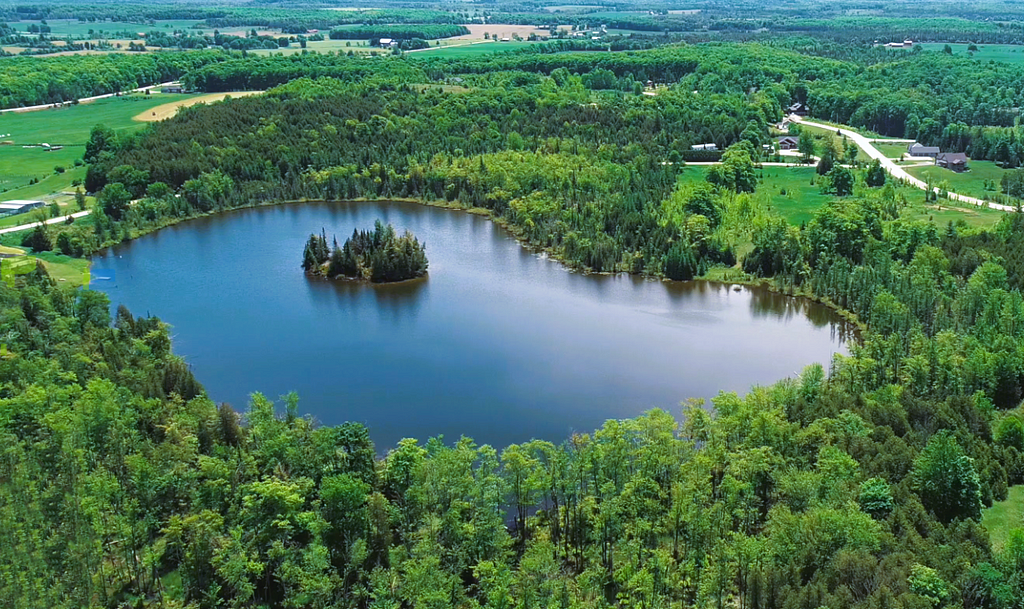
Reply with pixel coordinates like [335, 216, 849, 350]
[7, 206, 1024, 608]
[302, 221, 428, 283]
[9, 4, 1024, 608]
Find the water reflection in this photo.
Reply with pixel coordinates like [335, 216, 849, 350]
[92, 200, 850, 450]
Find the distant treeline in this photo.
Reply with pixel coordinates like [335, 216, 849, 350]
[0, 51, 226, 109]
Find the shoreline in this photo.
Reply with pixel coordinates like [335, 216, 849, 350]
[87, 195, 864, 338]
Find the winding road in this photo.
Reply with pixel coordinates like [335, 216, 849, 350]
[791, 115, 1017, 212]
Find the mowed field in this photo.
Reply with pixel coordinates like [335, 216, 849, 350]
[918, 42, 1024, 64]
[905, 160, 1010, 201]
[410, 40, 543, 57]
[0, 92, 192, 197]
[678, 165, 1006, 229]
[982, 485, 1024, 552]
[8, 19, 205, 38]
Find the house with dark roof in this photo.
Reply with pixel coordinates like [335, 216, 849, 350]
[907, 142, 940, 158]
[936, 152, 969, 172]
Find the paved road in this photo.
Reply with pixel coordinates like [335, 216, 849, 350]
[791, 115, 1016, 212]
[0, 211, 91, 235]
[1, 82, 178, 114]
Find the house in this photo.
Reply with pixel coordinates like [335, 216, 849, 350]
[907, 142, 940, 158]
[691, 143, 718, 151]
[161, 86, 185, 94]
[777, 136, 800, 150]
[379, 38, 398, 48]
[788, 102, 809, 116]
[936, 152, 969, 171]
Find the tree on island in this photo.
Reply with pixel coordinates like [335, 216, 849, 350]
[302, 221, 427, 283]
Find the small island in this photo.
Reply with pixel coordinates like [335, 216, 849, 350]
[302, 221, 428, 283]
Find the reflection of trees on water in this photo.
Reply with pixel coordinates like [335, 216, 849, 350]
[747, 284, 857, 343]
[303, 273, 429, 325]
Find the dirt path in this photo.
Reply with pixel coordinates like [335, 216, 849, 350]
[792, 115, 1016, 212]
[133, 91, 264, 122]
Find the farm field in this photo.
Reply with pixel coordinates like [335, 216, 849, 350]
[249, 38, 377, 56]
[133, 91, 263, 121]
[410, 40, 543, 57]
[0, 92, 190, 196]
[8, 19, 205, 38]
[918, 42, 1024, 64]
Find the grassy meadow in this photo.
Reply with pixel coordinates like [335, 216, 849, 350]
[918, 42, 1024, 64]
[8, 19, 205, 38]
[0, 92, 190, 198]
[905, 160, 1009, 201]
[409, 40, 543, 57]
[982, 485, 1024, 552]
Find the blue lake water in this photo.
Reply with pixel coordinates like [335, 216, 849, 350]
[91, 200, 849, 449]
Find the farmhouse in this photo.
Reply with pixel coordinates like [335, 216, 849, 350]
[936, 152, 969, 172]
[907, 143, 940, 158]
[777, 136, 800, 150]
[0, 200, 45, 216]
[379, 38, 398, 48]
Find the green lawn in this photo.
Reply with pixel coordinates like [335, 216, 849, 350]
[905, 160, 1009, 202]
[760, 166, 834, 225]
[410, 40, 542, 57]
[983, 485, 1024, 552]
[0, 93, 188, 196]
[875, 142, 912, 159]
[34, 252, 90, 285]
[918, 43, 1024, 65]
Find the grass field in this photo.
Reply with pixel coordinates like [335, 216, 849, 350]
[681, 164, 1007, 229]
[875, 142, 912, 159]
[9, 19, 204, 38]
[250, 38, 376, 56]
[918, 43, 1024, 64]
[760, 167, 834, 225]
[905, 160, 1008, 202]
[410, 40, 543, 57]
[983, 485, 1024, 552]
[0, 93, 190, 197]
[904, 195, 1007, 229]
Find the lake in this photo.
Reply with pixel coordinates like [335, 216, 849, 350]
[91, 200, 850, 450]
